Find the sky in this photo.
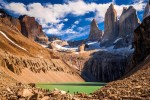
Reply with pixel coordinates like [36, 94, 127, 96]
[0, 0, 148, 41]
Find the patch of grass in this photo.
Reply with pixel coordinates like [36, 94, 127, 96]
[36, 82, 106, 94]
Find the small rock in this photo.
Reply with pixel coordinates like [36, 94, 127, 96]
[41, 96, 50, 100]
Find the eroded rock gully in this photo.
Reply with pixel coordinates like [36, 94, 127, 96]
[0, 50, 76, 76]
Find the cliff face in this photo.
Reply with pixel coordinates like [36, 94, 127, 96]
[88, 19, 102, 41]
[0, 9, 48, 43]
[82, 51, 132, 82]
[119, 6, 140, 42]
[103, 4, 119, 42]
[101, 5, 140, 48]
[132, 15, 150, 67]
[19, 15, 47, 41]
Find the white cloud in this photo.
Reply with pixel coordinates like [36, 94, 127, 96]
[133, 0, 146, 3]
[57, 23, 64, 30]
[74, 21, 79, 24]
[2, 0, 146, 24]
[64, 18, 68, 21]
[71, 24, 76, 29]
[85, 17, 93, 21]
[0, 0, 147, 40]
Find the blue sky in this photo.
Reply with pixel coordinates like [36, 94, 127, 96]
[0, 0, 148, 41]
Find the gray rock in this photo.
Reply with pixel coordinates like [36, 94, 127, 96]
[119, 6, 140, 45]
[88, 19, 102, 41]
[82, 51, 132, 82]
[103, 4, 119, 42]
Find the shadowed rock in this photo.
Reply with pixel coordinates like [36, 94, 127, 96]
[103, 4, 119, 42]
[119, 6, 140, 45]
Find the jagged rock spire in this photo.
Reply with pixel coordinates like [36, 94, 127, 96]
[88, 19, 102, 41]
[119, 6, 140, 39]
[102, 3, 118, 41]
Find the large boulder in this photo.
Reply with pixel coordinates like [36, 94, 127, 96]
[88, 19, 102, 41]
[102, 4, 119, 42]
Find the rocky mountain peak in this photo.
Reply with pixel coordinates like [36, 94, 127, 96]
[91, 19, 99, 31]
[108, 4, 117, 15]
[102, 4, 118, 43]
[143, 1, 150, 19]
[110, 3, 114, 9]
[19, 15, 47, 41]
[88, 19, 102, 41]
[119, 6, 140, 44]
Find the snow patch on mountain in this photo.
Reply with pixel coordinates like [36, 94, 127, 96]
[55, 44, 78, 52]
[0, 31, 27, 51]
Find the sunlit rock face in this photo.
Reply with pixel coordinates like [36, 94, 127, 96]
[88, 19, 102, 41]
[143, 2, 150, 19]
[0, 9, 21, 32]
[19, 15, 47, 41]
[102, 4, 119, 42]
[119, 6, 140, 45]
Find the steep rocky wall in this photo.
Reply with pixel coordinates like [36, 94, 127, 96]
[88, 19, 102, 41]
[103, 4, 118, 42]
[19, 15, 46, 41]
[119, 6, 140, 42]
[0, 9, 48, 43]
[126, 15, 150, 72]
[82, 51, 132, 82]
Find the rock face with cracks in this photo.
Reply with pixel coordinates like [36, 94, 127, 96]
[88, 19, 102, 41]
[19, 15, 48, 41]
[119, 6, 140, 45]
[103, 4, 119, 42]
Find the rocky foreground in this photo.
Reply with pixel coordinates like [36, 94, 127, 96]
[0, 71, 95, 100]
[92, 58, 150, 99]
